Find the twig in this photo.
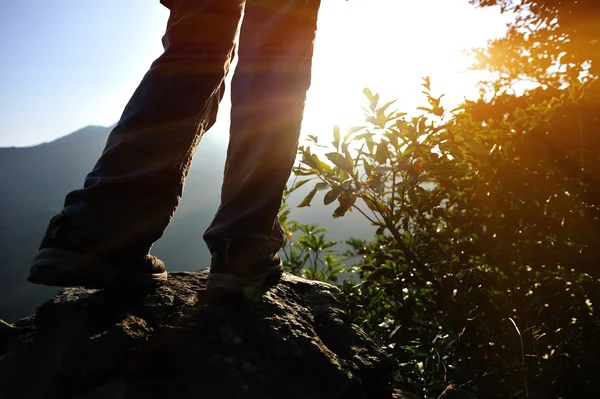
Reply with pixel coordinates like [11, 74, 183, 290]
[508, 317, 529, 397]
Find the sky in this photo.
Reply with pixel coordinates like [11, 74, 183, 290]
[0, 0, 511, 147]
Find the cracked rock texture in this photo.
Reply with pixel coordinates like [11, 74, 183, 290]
[0, 271, 414, 399]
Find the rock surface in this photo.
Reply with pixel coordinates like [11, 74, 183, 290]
[0, 271, 413, 399]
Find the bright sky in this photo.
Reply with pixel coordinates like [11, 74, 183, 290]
[0, 0, 510, 147]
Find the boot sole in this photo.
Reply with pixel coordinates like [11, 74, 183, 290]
[28, 248, 168, 289]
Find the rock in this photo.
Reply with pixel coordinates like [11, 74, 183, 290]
[0, 271, 413, 399]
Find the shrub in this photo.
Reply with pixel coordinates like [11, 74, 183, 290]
[289, 80, 600, 398]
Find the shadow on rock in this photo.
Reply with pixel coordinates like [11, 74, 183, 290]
[0, 271, 415, 399]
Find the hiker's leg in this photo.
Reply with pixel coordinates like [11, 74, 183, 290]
[62, 0, 244, 257]
[203, 0, 321, 253]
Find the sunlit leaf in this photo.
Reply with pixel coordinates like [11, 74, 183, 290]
[379, 99, 397, 113]
[326, 152, 353, 173]
[332, 125, 340, 151]
[346, 126, 368, 135]
[464, 140, 489, 158]
[292, 179, 312, 191]
[298, 187, 318, 208]
[315, 182, 329, 191]
[375, 142, 389, 164]
[422, 76, 431, 91]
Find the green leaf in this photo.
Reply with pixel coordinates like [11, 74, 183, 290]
[364, 161, 373, 178]
[315, 182, 329, 191]
[362, 87, 380, 113]
[365, 198, 386, 213]
[368, 289, 385, 308]
[439, 141, 452, 154]
[370, 93, 380, 112]
[375, 142, 389, 164]
[434, 165, 455, 180]
[417, 117, 427, 134]
[368, 177, 385, 193]
[378, 99, 397, 116]
[293, 167, 315, 176]
[326, 152, 353, 173]
[385, 131, 399, 149]
[366, 134, 376, 154]
[301, 149, 318, 169]
[449, 143, 464, 160]
[343, 147, 355, 173]
[317, 159, 333, 173]
[464, 140, 489, 158]
[355, 132, 375, 141]
[403, 143, 416, 157]
[333, 193, 356, 218]
[298, 187, 318, 208]
[324, 185, 344, 205]
[332, 125, 341, 151]
[292, 179, 312, 191]
[376, 111, 388, 128]
[340, 126, 365, 147]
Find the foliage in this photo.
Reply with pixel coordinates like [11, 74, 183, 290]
[469, 0, 600, 90]
[278, 195, 345, 283]
[279, 1, 600, 396]
[291, 81, 600, 398]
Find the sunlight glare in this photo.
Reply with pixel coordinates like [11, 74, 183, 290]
[301, 0, 511, 140]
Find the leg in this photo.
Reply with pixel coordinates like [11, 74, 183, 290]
[203, 0, 321, 297]
[29, 0, 245, 288]
[204, 0, 321, 254]
[63, 0, 244, 257]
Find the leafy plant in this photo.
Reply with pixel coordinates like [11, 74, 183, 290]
[470, 0, 600, 90]
[278, 193, 345, 283]
[290, 80, 600, 398]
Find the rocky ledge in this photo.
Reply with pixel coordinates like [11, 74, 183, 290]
[0, 271, 416, 399]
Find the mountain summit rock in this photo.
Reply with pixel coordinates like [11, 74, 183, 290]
[0, 271, 412, 399]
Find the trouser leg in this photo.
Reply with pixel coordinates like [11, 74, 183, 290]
[203, 0, 321, 253]
[63, 0, 244, 257]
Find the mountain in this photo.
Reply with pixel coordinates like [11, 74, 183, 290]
[0, 125, 373, 321]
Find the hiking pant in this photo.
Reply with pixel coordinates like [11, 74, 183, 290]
[62, 0, 321, 257]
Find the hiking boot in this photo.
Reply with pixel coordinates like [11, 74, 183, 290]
[206, 238, 283, 299]
[28, 213, 168, 289]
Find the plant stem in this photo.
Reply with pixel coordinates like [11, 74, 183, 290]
[508, 317, 529, 398]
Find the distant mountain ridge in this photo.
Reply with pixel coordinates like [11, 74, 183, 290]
[0, 125, 372, 321]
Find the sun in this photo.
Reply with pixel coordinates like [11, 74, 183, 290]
[300, 0, 511, 140]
